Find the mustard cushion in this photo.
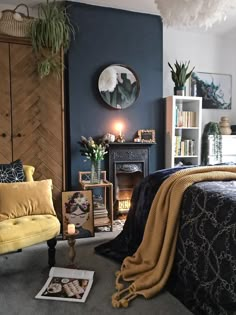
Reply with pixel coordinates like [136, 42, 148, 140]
[0, 215, 60, 254]
[23, 165, 35, 182]
[0, 179, 56, 222]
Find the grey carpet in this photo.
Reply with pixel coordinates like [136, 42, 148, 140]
[0, 231, 192, 315]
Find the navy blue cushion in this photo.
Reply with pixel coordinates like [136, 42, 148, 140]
[0, 160, 25, 183]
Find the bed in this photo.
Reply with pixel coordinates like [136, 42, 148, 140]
[95, 165, 236, 314]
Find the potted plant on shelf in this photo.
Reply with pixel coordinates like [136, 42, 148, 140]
[168, 60, 195, 96]
[30, 0, 76, 79]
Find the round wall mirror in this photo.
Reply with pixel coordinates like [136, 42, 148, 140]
[98, 64, 140, 109]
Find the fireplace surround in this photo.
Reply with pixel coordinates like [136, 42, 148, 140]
[108, 142, 153, 216]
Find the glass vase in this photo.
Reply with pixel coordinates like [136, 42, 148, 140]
[90, 160, 101, 184]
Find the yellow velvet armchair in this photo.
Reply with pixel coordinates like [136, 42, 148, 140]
[0, 165, 60, 267]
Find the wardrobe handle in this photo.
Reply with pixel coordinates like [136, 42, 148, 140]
[17, 133, 22, 137]
[1, 133, 6, 138]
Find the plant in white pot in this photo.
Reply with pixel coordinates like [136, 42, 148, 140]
[168, 60, 195, 96]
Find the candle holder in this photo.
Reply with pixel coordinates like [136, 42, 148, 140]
[115, 134, 125, 143]
[65, 231, 79, 268]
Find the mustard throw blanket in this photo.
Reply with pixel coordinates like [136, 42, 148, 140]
[112, 165, 236, 308]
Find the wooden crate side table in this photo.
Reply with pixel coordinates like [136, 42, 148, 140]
[78, 171, 113, 231]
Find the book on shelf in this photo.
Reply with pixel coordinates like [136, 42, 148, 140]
[175, 137, 195, 156]
[93, 202, 106, 210]
[94, 210, 108, 217]
[175, 109, 196, 128]
[35, 267, 94, 303]
[94, 217, 110, 226]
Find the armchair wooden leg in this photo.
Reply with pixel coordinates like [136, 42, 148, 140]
[47, 237, 57, 267]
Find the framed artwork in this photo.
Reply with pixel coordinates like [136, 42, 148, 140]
[137, 129, 156, 143]
[62, 190, 94, 239]
[98, 64, 140, 109]
[191, 72, 232, 109]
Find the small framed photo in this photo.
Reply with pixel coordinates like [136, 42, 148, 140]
[137, 129, 156, 143]
[62, 190, 94, 239]
[191, 72, 232, 109]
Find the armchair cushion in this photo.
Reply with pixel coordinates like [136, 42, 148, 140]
[0, 179, 56, 222]
[0, 159, 25, 183]
[23, 165, 35, 182]
[0, 214, 60, 254]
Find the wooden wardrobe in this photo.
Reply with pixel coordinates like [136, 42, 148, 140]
[0, 35, 65, 221]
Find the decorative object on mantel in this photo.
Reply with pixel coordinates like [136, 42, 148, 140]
[219, 116, 232, 135]
[191, 72, 232, 109]
[30, 0, 77, 79]
[98, 64, 140, 109]
[155, 0, 235, 29]
[168, 60, 194, 96]
[102, 133, 115, 143]
[137, 129, 156, 143]
[0, 4, 34, 37]
[79, 136, 109, 184]
[201, 122, 222, 165]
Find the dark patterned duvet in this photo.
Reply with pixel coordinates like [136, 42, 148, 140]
[169, 181, 236, 315]
[95, 167, 236, 314]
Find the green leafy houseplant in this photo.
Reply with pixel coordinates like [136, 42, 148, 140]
[168, 60, 195, 95]
[201, 122, 222, 165]
[30, 0, 76, 79]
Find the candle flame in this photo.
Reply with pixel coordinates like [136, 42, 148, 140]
[115, 122, 123, 135]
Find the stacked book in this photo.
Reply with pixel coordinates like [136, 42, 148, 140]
[93, 195, 109, 226]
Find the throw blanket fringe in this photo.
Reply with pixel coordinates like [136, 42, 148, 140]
[112, 165, 236, 308]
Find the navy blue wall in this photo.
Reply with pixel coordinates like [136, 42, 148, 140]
[66, 2, 164, 190]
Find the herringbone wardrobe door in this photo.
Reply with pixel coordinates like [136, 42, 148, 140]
[10, 43, 64, 220]
[0, 42, 12, 163]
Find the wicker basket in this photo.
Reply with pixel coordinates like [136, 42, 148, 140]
[0, 4, 34, 38]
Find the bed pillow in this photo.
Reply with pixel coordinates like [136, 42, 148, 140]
[0, 160, 25, 183]
[0, 179, 56, 222]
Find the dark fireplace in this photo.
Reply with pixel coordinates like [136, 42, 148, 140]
[108, 143, 153, 216]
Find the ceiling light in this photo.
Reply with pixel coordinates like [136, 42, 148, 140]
[155, 0, 234, 29]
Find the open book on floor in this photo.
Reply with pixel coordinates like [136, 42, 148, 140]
[35, 267, 94, 303]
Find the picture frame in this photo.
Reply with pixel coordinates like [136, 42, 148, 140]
[190, 72, 232, 109]
[137, 129, 156, 143]
[62, 190, 94, 239]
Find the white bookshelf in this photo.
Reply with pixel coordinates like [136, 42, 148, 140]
[165, 96, 202, 168]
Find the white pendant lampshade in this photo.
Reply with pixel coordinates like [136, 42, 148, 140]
[155, 0, 235, 29]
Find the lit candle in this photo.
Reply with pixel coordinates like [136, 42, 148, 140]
[67, 223, 75, 234]
[116, 123, 123, 136]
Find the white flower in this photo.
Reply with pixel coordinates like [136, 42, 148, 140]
[99, 67, 117, 92]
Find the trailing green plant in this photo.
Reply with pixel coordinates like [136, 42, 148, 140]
[37, 55, 64, 79]
[29, 0, 77, 78]
[201, 122, 222, 165]
[168, 60, 195, 87]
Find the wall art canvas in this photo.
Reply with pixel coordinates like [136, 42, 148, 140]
[191, 72, 232, 109]
[62, 190, 94, 239]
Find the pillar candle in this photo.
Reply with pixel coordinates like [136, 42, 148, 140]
[67, 223, 75, 234]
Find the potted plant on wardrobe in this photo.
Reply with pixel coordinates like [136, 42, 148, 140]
[168, 60, 195, 96]
[29, 0, 77, 79]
